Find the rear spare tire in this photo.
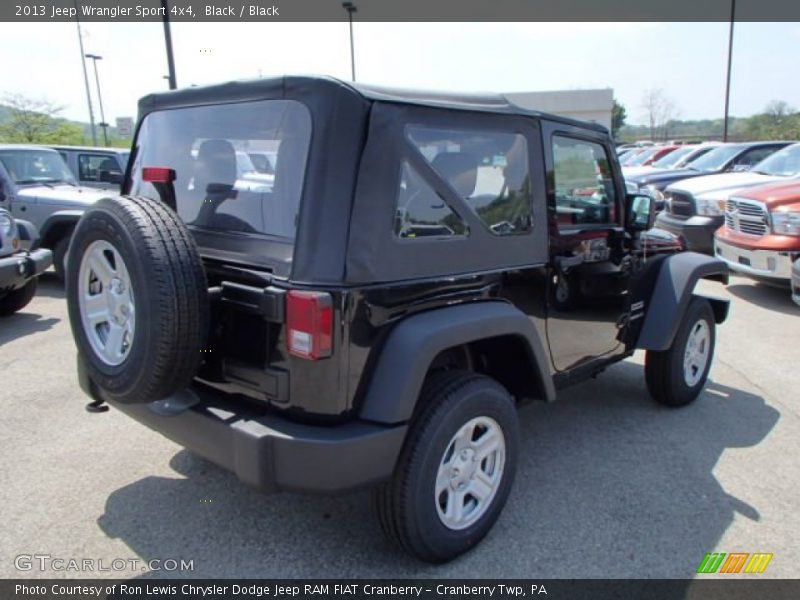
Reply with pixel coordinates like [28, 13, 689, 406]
[66, 195, 208, 404]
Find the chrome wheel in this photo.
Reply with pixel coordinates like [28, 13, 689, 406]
[555, 276, 569, 304]
[683, 319, 710, 387]
[435, 416, 505, 530]
[78, 240, 136, 366]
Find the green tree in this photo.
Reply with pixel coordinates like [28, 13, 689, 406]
[0, 93, 88, 144]
[611, 99, 627, 140]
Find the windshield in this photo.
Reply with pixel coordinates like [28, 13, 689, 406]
[617, 149, 634, 162]
[622, 148, 655, 166]
[751, 144, 800, 177]
[685, 144, 743, 172]
[0, 149, 76, 185]
[130, 99, 311, 240]
[651, 146, 695, 168]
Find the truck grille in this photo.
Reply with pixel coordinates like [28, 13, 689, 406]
[666, 191, 695, 217]
[725, 198, 769, 236]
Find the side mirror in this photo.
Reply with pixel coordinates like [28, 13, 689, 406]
[626, 194, 656, 231]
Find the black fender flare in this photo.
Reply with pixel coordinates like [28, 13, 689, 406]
[39, 210, 83, 248]
[636, 252, 729, 352]
[359, 300, 556, 425]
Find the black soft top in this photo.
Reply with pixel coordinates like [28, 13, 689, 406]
[133, 76, 607, 284]
[138, 75, 607, 133]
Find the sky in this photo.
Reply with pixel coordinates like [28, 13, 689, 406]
[0, 21, 798, 127]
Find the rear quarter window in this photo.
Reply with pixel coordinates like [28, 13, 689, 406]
[403, 125, 533, 238]
[129, 99, 312, 240]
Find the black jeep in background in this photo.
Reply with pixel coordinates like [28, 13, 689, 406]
[65, 76, 728, 563]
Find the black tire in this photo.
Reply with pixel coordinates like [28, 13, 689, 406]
[645, 297, 716, 407]
[0, 280, 37, 316]
[66, 195, 209, 404]
[550, 271, 582, 311]
[374, 370, 519, 563]
[53, 234, 71, 282]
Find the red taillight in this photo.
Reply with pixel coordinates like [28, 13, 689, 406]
[286, 291, 333, 360]
[142, 167, 176, 183]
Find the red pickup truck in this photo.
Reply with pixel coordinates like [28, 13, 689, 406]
[714, 181, 800, 287]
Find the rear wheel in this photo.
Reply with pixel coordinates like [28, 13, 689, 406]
[374, 370, 519, 563]
[645, 297, 716, 407]
[66, 195, 209, 404]
[0, 280, 37, 316]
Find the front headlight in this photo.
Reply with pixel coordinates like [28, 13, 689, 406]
[0, 210, 14, 237]
[644, 185, 665, 203]
[695, 197, 726, 216]
[772, 211, 800, 236]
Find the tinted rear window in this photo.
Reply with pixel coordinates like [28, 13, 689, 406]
[129, 100, 311, 240]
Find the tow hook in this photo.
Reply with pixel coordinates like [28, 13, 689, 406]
[85, 399, 109, 413]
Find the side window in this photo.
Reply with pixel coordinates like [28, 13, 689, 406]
[734, 147, 777, 168]
[78, 154, 119, 181]
[406, 126, 532, 236]
[395, 162, 467, 238]
[552, 135, 618, 226]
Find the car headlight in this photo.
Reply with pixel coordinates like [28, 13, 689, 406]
[772, 211, 800, 236]
[695, 197, 726, 216]
[643, 185, 665, 203]
[0, 210, 14, 237]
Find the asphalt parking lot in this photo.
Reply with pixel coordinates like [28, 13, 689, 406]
[1, 273, 798, 579]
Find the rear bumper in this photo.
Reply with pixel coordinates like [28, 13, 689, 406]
[714, 238, 796, 282]
[77, 357, 406, 494]
[655, 213, 723, 254]
[0, 248, 52, 292]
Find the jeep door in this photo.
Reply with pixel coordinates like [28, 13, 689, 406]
[541, 121, 630, 372]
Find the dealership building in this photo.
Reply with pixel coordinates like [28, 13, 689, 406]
[505, 88, 614, 132]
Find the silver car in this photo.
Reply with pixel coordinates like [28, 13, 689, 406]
[50, 145, 129, 191]
[0, 145, 107, 279]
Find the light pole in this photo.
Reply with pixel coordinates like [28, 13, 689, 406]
[74, 1, 97, 146]
[85, 54, 109, 146]
[342, 2, 357, 82]
[723, 0, 736, 142]
[161, 0, 177, 89]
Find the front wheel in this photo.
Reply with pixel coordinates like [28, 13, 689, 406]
[645, 297, 716, 407]
[374, 370, 519, 563]
[0, 280, 37, 316]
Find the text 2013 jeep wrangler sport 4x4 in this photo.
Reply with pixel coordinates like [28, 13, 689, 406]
[66, 77, 728, 563]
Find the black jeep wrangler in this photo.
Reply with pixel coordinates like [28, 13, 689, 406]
[65, 76, 728, 563]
